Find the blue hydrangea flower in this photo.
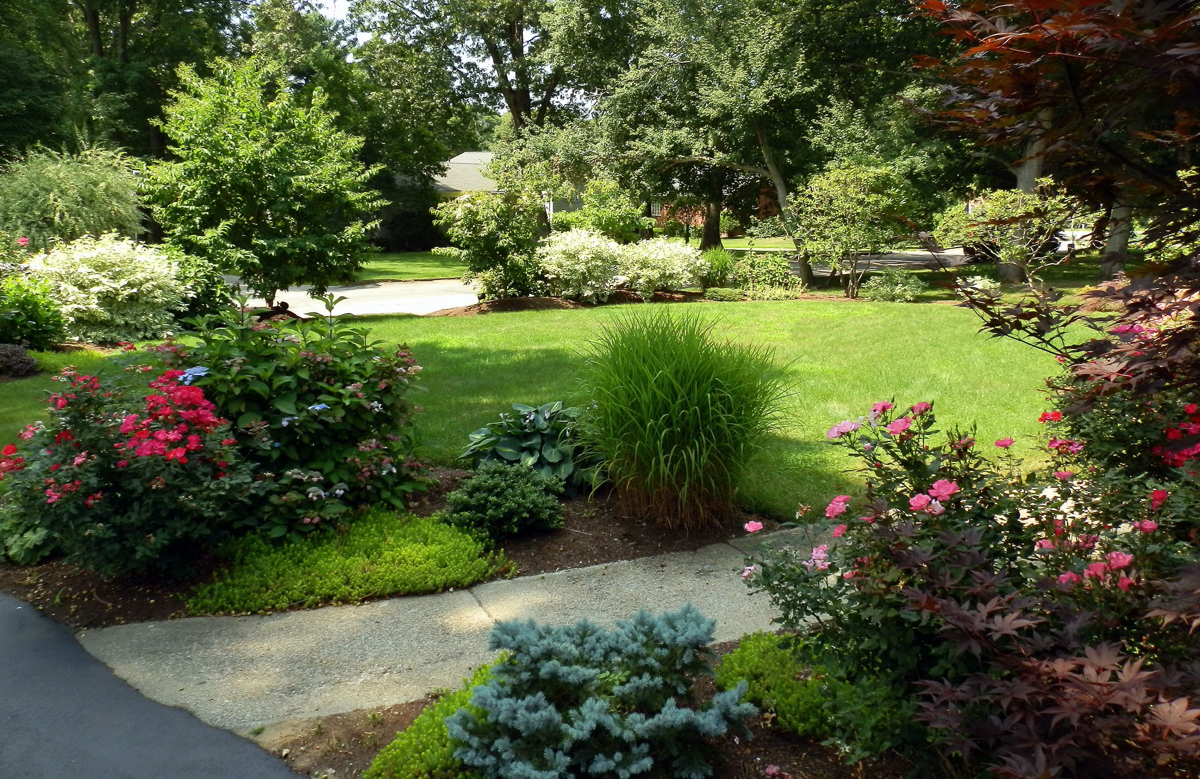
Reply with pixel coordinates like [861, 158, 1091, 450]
[307, 403, 329, 411]
[181, 366, 209, 386]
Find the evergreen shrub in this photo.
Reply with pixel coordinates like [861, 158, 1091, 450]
[445, 605, 755, 779]
[730, 252, 800, 291]
[0, 274, 65, 350]
[445, 460, 563, 543]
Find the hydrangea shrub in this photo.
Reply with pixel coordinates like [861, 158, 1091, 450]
[29, 233, 187, 343]
[619, 238, 709, 298]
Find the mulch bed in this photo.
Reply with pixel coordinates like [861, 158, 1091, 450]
[0, 467, 772, 631]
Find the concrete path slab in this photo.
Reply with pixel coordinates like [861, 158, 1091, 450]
[234, 277, 478, 317]
[0, 594, 299, 779]
[78, 540, 780, 734]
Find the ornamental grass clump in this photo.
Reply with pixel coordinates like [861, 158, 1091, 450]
[580, 309, 788, 529]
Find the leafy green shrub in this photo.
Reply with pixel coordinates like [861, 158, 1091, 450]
[0, 145, 143, 252]
[719, 211, 741, 236]
[548, 210, 583, 232]
[860, 267, 928, 302]
[445, 461, 563, 543]
[659, 219, 687, 238]
[0, 368, 254, 575]
[445, 605, 755, 779]
[432, 191, 544, 301]
[715, 633, 829, 738]
[746, 400, 1200, 773]
[0, 343, 37, 378]
[700, 248, 735, 288]
[703, 287, 744, 302]
[460, 402, 594, 491]
[0, 274, 65, 350]
[580, 309, 788, 529]
[534, 229, 622, 303]
[573, 178, 653, 244]
[154, 298, 425, 541]
[745, 215, 789, 239]
[187, 509, 501, 614]
[619, 238, 709, 297]
[365, 664, 492, 779]
[29, 234, 187, 343]
[167, 246, 229, 322]
[0, 228, 29, 269]
[143, 57, 384, 304]
[730, 252, 800, 291]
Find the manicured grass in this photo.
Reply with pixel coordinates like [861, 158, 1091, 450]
[187, 509, 503, 615]
[0, 348, 115, 443]
[362, 301, 1061, 518]
[355, 251, 468, 282]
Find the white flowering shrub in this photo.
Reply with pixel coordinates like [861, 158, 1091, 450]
[30, 233, 188, 343]
[535, 229, 623, 303]
[620, 238, 709, 298]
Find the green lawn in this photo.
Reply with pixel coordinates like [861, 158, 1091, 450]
[1, 302, 1062, 520]
[362, 301, 1059, 518]
[355, 251, 467, 282]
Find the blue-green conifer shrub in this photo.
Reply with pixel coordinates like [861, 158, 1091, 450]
[445, 604, 755, 779]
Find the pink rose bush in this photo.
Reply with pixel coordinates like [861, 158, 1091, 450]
[741, 400, 1200, 775]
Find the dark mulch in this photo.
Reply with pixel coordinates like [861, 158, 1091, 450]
[0, 467, 772, 631]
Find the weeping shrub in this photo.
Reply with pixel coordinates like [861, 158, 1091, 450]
[579, 309, 788, 529]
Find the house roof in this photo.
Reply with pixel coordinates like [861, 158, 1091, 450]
[433, 151, 499, 195]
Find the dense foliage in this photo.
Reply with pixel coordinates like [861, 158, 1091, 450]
[745, 399, 1200, 776]
[444, 460, 564, 544]
[620, 238, 708, 299]
[154, 297, 425, 540]
[0, 146, 143, 252]
[144, 57, 384, 304]
[188, 509, 501, 614]
[580, 309, 787, 529]
[860, 268, 928, 303]
[29, 234, 188, 343]
[461, 401, 593, 490]
[535, 229, 623, 303]
[0, 273, 65, 350]
[432, 192, 545, 301]
[445, 605, 755, 779]
[0, 368, 253, 575]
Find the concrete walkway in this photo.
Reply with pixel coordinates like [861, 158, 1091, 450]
[76, 533, 796, 736]
[234, 277, 479, 318]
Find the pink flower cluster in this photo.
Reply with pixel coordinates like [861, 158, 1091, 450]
[825, 495, 851, 518]
[803, 545, 830, 572]
[1058, 551, 1137, 591]
[1047, 437, 1084, 455]
[908, 480, 958, 516]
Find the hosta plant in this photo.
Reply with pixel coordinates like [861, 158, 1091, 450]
[460, 401, 595, 491]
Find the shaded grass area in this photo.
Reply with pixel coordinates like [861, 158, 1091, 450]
[355, 251, 467, 282]
[364, 301, 1059, 518]
[187, 509, 502, 615]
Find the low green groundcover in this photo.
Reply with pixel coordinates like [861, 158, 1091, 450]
[187, 509, 502, 614]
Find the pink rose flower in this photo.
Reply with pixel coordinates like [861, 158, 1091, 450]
[1117, 576, 1135, 592]
[872, 401, 893, 414]
[1106, 551, 1134, 570]
[994, 437, 1014, 448]
[16, 237, 29, 247]
[1054, 470, 1073, 480]
[1150, 489, 1169, 511]
[740, 565, 758, 580]
[928, 479, 959, 501]
[910, 402, 932, 415]
[926, 499, 945, 516]
[1058, 571, 1082, 587]
[909, 493, 931, 511]
[826, 420, 861, 439]
[832, 524, 847, 538]
[1137, 519, 1158, 533]
[885, 417, 912, 436]
[825, 496, 850, 518]
[1035, 539, 1056, 550]
[1084, 561, 1110, 579]
[744, 520, 763, 533]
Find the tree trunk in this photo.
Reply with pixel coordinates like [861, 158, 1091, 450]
[1100, 200, 1133, 279]
[753, 122, 814, 286]
[699, 200, 723, 251]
